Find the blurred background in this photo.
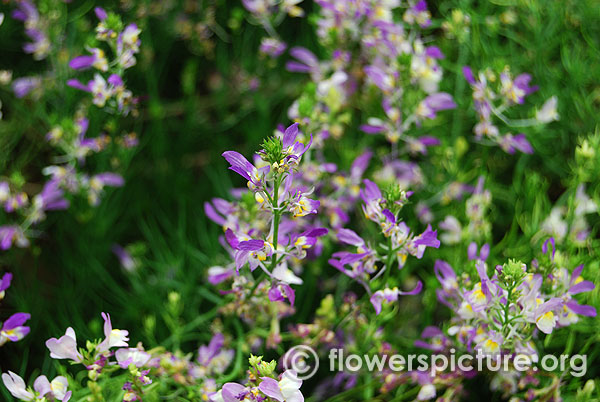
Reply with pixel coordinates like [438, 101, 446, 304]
[0, 0, 599, 397]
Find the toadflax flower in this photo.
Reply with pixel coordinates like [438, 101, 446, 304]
[2, 371, 71, 402]
[259, 370, 304, 402]
[225, 229, 273, 271]
[45, 327, 83, 363]
[97, 312, 129, 352]
[536, 96, 559, 123]
[68, 48, 109, 71]
[197, 333, 235, 374]
[370, 281, 423, 315]
[115, 348, 151, 368]
[222, 151, 268, 191]
[0, 272, 12, 300]
[0, 313, 31, 346]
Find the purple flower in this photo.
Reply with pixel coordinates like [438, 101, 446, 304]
[258, 371, 303, 402]
[12, 77, 41, 98]
[360, 179, 384, 222]
[414, 326, 450, 352]
[36, 180, 70, 211]
[207, 266, 235, 285]
[424, 46, 444, 59]
[67, 78, 92, 92]
[350, 151, 372, 183]
[364, 65, 394, 93]
[404, 0, 431, 28]
[287, 190, 320, 218]
[406, 136, 440, 155]
[0, 313, 31, 345]
[0, 226, 29, 250]
[462, 66, 476, 85]
[69, 48, 108, 71]
[34, 375, 71, 401]
[416, 93, 456, 120]
[0, 272, 12, 299]
[370, 281, 423, 315]
[95, 173, 124, 187]
[216, 382, 251, 402]
[411, 224, 441, 257]
[467, 242, 490, 261]
[222, 151, 267, 190]
[69, 55, 96, 70]
[286, 47, 321, 80]
[329, 228, 378, 279]
[87, 173, 124, 205]
[198, 333, 230, 366]
[499, 133, 533, 154]
[112, 244, 137, 272]
[115, 348, 151, 369]
[225, 229, 272, 271]
[542, 237, 556, 261]
[500, 72, 537, 104]
[475, 330, 504, 355]
[268, 283, 296, 306]
[434, 260, 458, 307]
[94, 7, 108, 21]
[533, 298, 563, 334]
[12, 1, 50, 60]
[281, 123, 313, 169]
[260, 38, 287, 58]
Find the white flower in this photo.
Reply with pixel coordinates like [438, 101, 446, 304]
[97, 312, 129, 352]
[536, 96, 559, 123]
[417, 384, 436, 400]
[536, 311, 557, 334]
[45, 327, 83, 363]
[2, 371, 34, 401]
[278, 371, 304, 402]
[272, 264, 303, 285]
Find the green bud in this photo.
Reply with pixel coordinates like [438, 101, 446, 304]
[249, 354, 263, 367]
[383, 183, 408, 215]
[168, 291, 181, 305]
[501, 259, 527, 286]
[104, 13, 124, 34]
[258, 360, 277, 376]
[316, 294, 336, 321]
[259, 137, 284, 165]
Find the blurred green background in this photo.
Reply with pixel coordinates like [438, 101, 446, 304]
[0, 0, 599, 399]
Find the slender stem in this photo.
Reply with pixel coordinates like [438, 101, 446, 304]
[383, 237, 395, 285]
[270, 175, 282, 274]
[502, 284, 514, 337]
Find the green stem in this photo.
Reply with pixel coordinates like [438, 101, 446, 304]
[270, 175, 282, 274]
[383, 237, 395, 285]
[502, 284, 513, 337]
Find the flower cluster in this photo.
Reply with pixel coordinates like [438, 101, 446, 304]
[412, 240, 597, 400]
[463, 65, 559, 154]
[329, 179, 439, 313]
[11, 0, 50, 60]
[207, 123, 328, 344]
[68, 8, 140, 115]
[3, 311, 239, 402]
[212, 356, 303, 402]
[0, 5, 140, 250]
